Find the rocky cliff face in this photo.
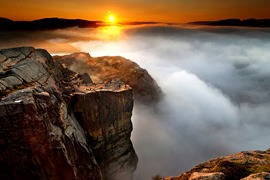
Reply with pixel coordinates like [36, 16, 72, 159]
[0, 47, 137, 180]
[72, 88, 137, 180]
[53, 52, 163, 104]
[164, 148, 270, 180]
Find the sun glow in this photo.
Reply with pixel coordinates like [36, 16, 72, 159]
[96, 11, 121, 40]
[109, 15, 115, 23]
[100, 25, 121, 40]
[106, 11, 117, 24]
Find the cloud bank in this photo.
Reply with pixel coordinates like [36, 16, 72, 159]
[1, 25, 270, 179]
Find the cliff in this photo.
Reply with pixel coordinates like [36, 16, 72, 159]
[53, 52, 163, 104]
[0, 47, 138, 180]
[164, 148, 270, 180]
[72, 89, 137, 180]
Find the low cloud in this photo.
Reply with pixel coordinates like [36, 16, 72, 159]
[76, 25, 270, 179]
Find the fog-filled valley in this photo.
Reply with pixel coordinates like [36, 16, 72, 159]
[1, 25, 270, 179]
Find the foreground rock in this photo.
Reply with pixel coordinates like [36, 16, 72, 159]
[72, 85, 137, 180]
[188, 172, 225, 180]
[241, 172, 270, 180]
[54, 52, 163, 104]
[0, 85, 102, 180]
[165, 149, 270, 180]
[0, 47, 137, 180]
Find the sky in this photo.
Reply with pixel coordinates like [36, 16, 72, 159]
[1, 0, 270, 23]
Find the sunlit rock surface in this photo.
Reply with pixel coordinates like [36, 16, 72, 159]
[0, 47, 137, 180]
[54, 52, 163, 104]
[189, 172, 225, 180]
[164, 149, 270, 180]
[241, 172, 270, 180]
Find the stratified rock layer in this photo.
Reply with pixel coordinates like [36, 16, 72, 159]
[73, 89, 137, 180]
[0, 86, 102, 180]
[54, 52, 163, 104]
[164, 149, 270, 180]
[0, 47, 138, 180]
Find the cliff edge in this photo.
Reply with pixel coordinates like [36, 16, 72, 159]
[164, 148, 270, 180]
[53, 52, 163, 104]
[0, 47, 138, 180]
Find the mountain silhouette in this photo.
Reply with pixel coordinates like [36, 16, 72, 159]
[0, 17, 101, 31]
[189, 18, 270, 27]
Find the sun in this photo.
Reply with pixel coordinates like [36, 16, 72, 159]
[106, 11, 117, 24]
[109, 15, 115, 23]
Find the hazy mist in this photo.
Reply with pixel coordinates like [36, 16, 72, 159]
[1, 25, 270, 179]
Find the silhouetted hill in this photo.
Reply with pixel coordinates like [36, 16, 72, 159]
[0, 17, 14, 24]
[0, 17, 101, 31]
[189, 19, 270, 28]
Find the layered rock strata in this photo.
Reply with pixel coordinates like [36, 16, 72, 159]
[0, 85, 102, 180]
[72, 87, 137, 180]
[54, 52, 163, 104]
[0, 47, 137, 180]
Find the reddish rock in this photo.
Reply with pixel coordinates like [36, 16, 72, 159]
[189, 172, 225, 180]
[165, 149, 270, 180]
[73, 89, 138, 180]
[54, 52, 163, 104]
[0, 47, 138, 180]
[0, 86, 102, 180]
[241, 172, 270, 180]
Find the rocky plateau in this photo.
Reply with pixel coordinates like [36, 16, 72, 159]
[53, 52, 163, 105]
[0, 47, 140, 180]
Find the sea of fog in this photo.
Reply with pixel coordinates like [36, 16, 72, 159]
[1, 25, 270, 179]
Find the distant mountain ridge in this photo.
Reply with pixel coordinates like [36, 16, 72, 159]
[0, 17, 164, 31]
[189, 18, 270, 28]
[0, 17, 101, 30]
[1, 17, 270, 31]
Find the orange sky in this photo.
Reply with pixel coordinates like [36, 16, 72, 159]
[1, 0, 270, 23]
